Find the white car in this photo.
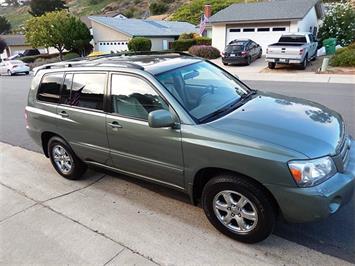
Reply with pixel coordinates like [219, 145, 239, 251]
[0, 60, 30, 76]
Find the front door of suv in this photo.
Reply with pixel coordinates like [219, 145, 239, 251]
[106, 73, 184, 188]
[56, 72, 110, 165]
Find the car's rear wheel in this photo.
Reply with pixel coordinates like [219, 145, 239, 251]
[48, 136, 87, 180]
[246, 56, 251, 65]
[300, 56, 308, 70]
[202, 174, 276, 243]
[268, 62, 276, 69]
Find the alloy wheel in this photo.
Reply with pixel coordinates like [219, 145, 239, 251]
[52, 144, 73, 174]
[213, 190, 258, 234]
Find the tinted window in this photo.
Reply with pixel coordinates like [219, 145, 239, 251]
[37, 73, 63, 103]
[257, 28, 270, 32]
[279, 35, 307, 43]
[61, 73, 106, 111]
[225, 45, 244, 52]
[111, 75, 168, 120]
[229, 29, 241, 32]
[243, 28, 255, 32]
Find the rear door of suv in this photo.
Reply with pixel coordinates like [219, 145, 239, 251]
[55, 71, 110, 165]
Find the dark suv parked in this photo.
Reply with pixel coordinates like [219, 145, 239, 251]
[221, 39, 262, 65]
[26, 52, 354, 243]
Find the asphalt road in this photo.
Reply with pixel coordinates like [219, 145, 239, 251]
[0, 75, 354, 263]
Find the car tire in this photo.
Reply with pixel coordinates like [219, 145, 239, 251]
[300, 55, 308, 70]
[268, 62, 276, 69]
[7, 70, 13, 76]
[48, 136, 87, 180]
[223, 62, 228, 66]
[258, 51, 262, 59]
[25, 71, 29, 75]
[246, 56, 251, 66]
[201, 174, 276, 243]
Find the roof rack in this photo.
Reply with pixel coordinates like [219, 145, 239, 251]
[97, 50, 194, 59]
[33, 58, 144, 75]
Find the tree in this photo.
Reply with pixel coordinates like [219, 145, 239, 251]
[0, 37, 7, 54]
[5, 0, 19, 6]
[25, 11, 92, 60]
[171, 0, 245, 25]
[0, 16, 11, 34]
[318, 2, 355, 46]
[29, 0, 67, 17]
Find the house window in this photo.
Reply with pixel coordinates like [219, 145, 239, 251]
[257, 28, 270, 32]
[229, 28, 241, 32]
[272, 27, 286, 32]
[243, 28, 255, 32]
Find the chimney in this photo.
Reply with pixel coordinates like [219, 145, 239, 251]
[204, 4, 212, 18]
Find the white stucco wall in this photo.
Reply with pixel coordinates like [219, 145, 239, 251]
[211, 24, 227, 52]
[297, 7, 318, 33]
[149, 37, 175, 51]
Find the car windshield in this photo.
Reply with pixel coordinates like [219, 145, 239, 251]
[225, 45, 244, 52]
[156, 61, 251, 123]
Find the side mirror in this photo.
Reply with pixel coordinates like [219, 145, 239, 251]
[148, 110, 175, 128]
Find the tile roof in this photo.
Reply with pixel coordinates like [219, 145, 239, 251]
[209, 0, 321, 23]
[89, 16, 197, 37]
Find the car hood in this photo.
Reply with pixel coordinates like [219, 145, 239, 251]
[207, 92, 344, 158]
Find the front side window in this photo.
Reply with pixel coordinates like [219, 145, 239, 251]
[37, 73, 63, 103]
[111, 74, 168, 120]
[156, 61, 250, 123]
[61, 73, 106, 111]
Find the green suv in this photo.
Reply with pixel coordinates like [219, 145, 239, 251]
[26, 52, 354, 243]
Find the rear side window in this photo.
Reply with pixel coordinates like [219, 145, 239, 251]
[61, 73, 106, 111]
[37, 73, 63, 103]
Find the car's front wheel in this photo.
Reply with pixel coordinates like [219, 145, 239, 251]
[202, 174, 276, 243]
[48, 136, 87, 180]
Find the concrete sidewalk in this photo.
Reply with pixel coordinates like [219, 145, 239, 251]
[0, 142, 352, 265]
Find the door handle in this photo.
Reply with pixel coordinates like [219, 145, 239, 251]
[59, 111, 69, 118]
[108, 121, 122, 129]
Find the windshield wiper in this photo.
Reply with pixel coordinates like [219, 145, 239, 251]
[199, 90, 257, 124]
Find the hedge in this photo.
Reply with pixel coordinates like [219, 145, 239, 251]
[172, 39, 196, 51]
[330, 44, 355, 67]
[188, 45, 220, 59]
[195, 37, 212, 46]
[128, 37, 152, 51]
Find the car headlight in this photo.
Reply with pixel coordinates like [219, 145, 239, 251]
[288, 156, 336, 187]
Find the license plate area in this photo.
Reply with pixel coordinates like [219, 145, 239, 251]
[279, 58, 288, 63]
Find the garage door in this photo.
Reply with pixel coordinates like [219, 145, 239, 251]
[226, 26, 289, 54]
[97, 41, 128, 53]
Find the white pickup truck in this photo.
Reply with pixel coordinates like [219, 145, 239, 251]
[266, 33, 318, 70]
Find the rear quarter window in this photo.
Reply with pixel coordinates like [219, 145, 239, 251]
[37, 73, 64, 103]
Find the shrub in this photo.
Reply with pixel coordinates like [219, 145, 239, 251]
[178, 32, 195, 40]
[63, 52, 80, 61]
[195, 37, 212, 46]
[128, 37, 152, 51]
[318, 2, 355, 46]
[172, 39, 196, 51]
[149, 1, 168, 15]
[330, 44, 355, 67]
[188, 45, 220, 59]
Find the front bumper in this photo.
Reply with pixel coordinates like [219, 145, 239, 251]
[266, 141, 355, 223]
[266, 57, 302, 64]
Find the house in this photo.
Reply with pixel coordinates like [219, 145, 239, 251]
[0, 35, 32, 60]
[209, 0, 324, 53]
[89, 16, 197, 52]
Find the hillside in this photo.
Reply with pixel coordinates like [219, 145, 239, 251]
[0, 0, 190, 31]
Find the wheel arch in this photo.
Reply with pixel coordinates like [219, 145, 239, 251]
[191, 167, 280, 214]
[41, 131, 65, 157]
